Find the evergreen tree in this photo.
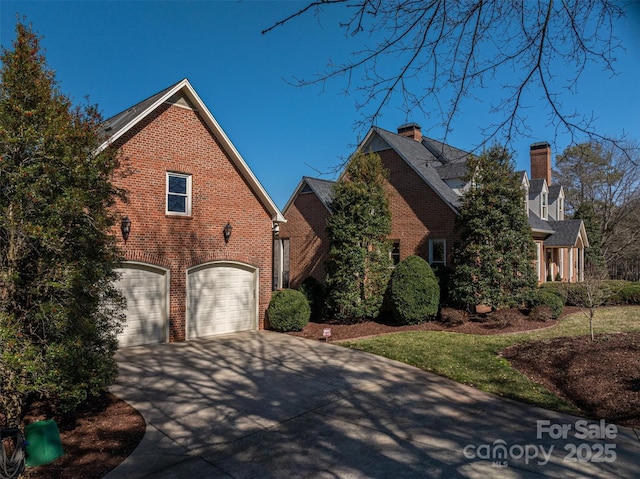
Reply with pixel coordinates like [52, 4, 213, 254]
[450, 145, 537, 309]
[0, 21, 125, 426]
[325, 152, 392, 322]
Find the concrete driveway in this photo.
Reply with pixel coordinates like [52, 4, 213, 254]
[106, 331, 639, 478]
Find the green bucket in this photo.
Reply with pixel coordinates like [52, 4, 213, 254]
[24, 419, 64, 467]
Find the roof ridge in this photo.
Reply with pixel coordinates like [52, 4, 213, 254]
[103, 78, 186, 124]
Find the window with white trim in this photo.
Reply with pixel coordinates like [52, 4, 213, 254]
[541, 192, 548, 220]
[429, 239, 446, 265]
[557, 197, 564, 220]
[166, 172, 192, 215]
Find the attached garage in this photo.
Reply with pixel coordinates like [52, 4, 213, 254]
[115, 263, 169, 347]
[187, 262, 257, 339]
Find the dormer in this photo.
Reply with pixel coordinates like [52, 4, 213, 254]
[548, 184, 565, 221]
[529, 178, 549, 220]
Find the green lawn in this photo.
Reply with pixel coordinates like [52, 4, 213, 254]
[341, 306, 640, 415]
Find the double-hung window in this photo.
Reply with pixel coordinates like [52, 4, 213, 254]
[541, 192, 548, 220]
[166, 172, 192, 216]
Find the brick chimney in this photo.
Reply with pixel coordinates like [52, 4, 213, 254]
[397, 122, 422, 142]
[530, 142, 552, 185]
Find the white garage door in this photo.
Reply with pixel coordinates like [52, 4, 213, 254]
[187, 262, 257, 339]
[115, 264, 168, 347]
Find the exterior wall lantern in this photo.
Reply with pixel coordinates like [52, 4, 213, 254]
[121, 216, 131, 243]
[223, 222, 233, 243]
[272, 221, 280, 238]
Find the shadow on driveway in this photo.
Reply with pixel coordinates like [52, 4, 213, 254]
[106, 331, 640, 478]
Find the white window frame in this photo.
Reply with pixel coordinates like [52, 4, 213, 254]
[166, 172, 192, 216]
[541, 192, 548, 220]
[429, 239, 446, 266]
[557, 197, 564, 220]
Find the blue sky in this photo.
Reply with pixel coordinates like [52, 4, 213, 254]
[1, 1, 639, 210]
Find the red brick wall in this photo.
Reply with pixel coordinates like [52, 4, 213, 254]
[379, 149, 461, 265]
[283, 149, 462, 286]
[111, 101, 273, 341]
[280, 192, 331, 288]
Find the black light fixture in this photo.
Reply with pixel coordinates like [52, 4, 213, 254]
[121, 216, 131, 243]
[223, 222, 233, 243]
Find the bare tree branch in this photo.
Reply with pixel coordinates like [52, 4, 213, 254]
[264, 0, 627, 151]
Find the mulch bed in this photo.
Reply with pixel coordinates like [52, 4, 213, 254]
[288, 308, 577, 342]
[503, 331, 640, 429]
[20, 393, 145, 479]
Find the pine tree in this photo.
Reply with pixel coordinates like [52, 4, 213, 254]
[450, 145, 537, 310]
[0, 21, 125, 426]
[325, 152, 392, 322]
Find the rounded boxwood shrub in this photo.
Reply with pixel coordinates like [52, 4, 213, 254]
[538, 282, 566, 301]
[390, 255, 440, 325]
[530, 289, 564, 319]
[267, 289, 311, 332]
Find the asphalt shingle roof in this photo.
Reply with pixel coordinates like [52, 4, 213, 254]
[545, 220, 583, 247]
[529, 178, 547, 195]
[302, 177, 335, 209]
[371, 127, 464, 210]
[548, 184, 562, 200]
[292, 124, 586, 248]
[101, 81, 182, 139]
[528, 210, 556, 234]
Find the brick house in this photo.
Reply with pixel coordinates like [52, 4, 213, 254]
[279, 123, 587, 289]
[100, 79, 284, 346]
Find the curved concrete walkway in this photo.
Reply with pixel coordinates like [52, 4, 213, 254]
[106, 331, 639, 478]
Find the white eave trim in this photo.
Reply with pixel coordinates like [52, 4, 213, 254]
[97, 79, 284, 223]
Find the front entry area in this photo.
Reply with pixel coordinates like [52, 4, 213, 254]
[187, 262, 257, 339]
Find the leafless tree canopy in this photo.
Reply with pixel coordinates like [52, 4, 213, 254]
[264, 0, 626, 148]
[555, 139, 640, 273]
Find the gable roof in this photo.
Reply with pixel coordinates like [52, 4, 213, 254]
[529, 178, 548, 195]
[545, 219, 589, 247]
[362, 127, 467, 212]
[548, 184, 563, 200]
[98, 79, 285, 223]
[283, 176, 335, 214]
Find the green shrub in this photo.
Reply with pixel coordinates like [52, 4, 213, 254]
[267, 289, 311, 332]
[530, 289, 564, 319]
[538, 282, 566, 301]
[298, 276, 326, 320]
[390, 256, 440, 325]
[608, 282, 640, 305]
